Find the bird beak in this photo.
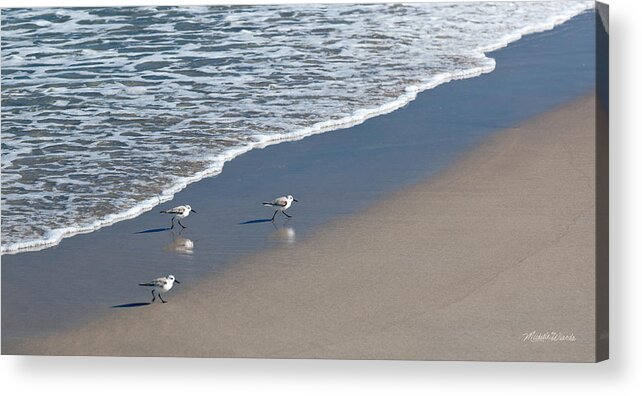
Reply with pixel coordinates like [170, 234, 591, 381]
[175, 280, 181, 284]
[293, 199, 298, 202]
[190, 209, 196, 214]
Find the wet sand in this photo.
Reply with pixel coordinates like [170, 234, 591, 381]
[10, 93, 598, 361]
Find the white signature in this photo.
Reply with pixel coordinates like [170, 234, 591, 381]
[522, 330, 576, 343]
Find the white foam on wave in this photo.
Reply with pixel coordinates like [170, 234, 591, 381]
[1, 2, 594, 255]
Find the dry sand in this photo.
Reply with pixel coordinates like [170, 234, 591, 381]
[12, 94, 598, 361]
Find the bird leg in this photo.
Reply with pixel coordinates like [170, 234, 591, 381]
[170, 216, 175, 230]
[151, 289, 156, 303]
[159, 293, 167, 303]
[282, 211, 292, 218]
[178, 218, 186, 229]
[271, 210, 277, 221]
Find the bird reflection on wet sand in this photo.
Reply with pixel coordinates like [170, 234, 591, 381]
[271, 221, 296, 245]
[164, 232, 194, 255]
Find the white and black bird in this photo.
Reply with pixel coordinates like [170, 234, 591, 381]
[263, 195, 298, 221]
[138, 274, 180, 303]
[160, 205, 195, 229]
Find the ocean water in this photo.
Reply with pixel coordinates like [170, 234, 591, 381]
[0, 1, 593, 254]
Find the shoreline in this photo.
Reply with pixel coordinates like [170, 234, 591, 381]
[0, 7, 594, 256]
[2, 12, 597, 352]
[9, 93, 597, 361]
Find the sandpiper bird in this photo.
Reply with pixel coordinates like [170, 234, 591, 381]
[263, 195, 298, 221]
[138, 274, 180, 303]
[160, 205, 196, 229]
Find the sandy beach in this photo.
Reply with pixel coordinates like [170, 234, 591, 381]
[10, 93, 598, 361]
[2, 11, 604, 361]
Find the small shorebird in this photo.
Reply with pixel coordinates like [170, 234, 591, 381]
[138, 274, 180, 303]
[160, 205, 196, 229]
[263, 195, 298, 221]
